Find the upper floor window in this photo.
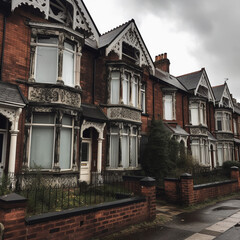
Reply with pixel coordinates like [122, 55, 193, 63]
[163, 93, 175, 120]
[110, 70, 140, 108]
[29, 22, 83, 88]
[35, 37, 75, 87]
[189, 102, 206, 125]
[216, 111, 232, 132]
[141, 84, 146, 113]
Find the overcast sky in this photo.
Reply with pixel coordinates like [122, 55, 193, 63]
[85, 0, 240, 101]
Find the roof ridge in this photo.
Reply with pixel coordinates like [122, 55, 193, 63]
[177, 68, 203, 78]
[212, 84, 224, 88]
[101, 19, 133, 36]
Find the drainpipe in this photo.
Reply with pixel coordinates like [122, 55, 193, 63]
[152, 81, 155, 119]
[92, 54, 97, 104]
[0, 14, 6, 81]
[182, 95, 185, 128]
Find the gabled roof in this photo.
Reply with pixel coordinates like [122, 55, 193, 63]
[177, 68, 215, 102]
[178, 69, 203, 91]
[212, 83, 233, 109]
[0, 82, 27, 107]
[212, 85, 225, 102]
[99, 21, 130, 48]
[81, 103, 108, 122]
[166, 124, 189, 136]
[154, 68, 187, 92]
[98, 19, 155, 74]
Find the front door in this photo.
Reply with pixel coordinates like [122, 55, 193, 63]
[0, 132, 6, 179]
[80, 139, 91, 183]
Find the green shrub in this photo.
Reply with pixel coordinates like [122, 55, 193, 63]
[222, 161, 240, 175]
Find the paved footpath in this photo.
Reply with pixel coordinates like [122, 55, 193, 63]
[110, 197, 240, 240]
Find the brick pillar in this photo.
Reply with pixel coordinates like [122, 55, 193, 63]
[231, 166, 240, 190]
[164, 178, 180, 203]
[140, 177, 156, 220]
[0, 193, 27, 240]
[180, 173, 194, 205]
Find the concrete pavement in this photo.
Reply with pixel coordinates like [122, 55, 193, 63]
[104, 197, 240, 240]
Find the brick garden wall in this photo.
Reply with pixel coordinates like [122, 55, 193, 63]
[164, 167, 240, 205]
[0, 178, 156, 240]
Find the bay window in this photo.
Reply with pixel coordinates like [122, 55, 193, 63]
[215, 111, 232, 132]
[34, 35, 77, 87]
[109, 69, 140, 108]
[189, 102, 206, 125]
[109, 125, 139, 169]
[29, 113, 73, 170]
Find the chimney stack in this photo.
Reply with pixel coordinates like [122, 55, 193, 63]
[154, 53, 170, 73]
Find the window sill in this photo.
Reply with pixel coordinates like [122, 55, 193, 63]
[106, 166, 141, 171]
[17, 79, 82, 94]
[101, 104, 142, 112]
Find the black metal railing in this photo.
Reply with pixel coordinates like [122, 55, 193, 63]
[4, 171, 136, 216]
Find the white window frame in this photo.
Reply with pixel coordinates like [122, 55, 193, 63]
[163, 93, 175, 120]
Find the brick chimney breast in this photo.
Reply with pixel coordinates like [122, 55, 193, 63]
[154, 52, 170, 73]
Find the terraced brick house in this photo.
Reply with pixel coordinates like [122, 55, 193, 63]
[1, 0, 240, 185]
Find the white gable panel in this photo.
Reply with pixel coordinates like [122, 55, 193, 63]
[12, 0, 92, 34]
[220, 84, 234, 109]
[106, 22, 155, 74]
[195, 71, 215, 103]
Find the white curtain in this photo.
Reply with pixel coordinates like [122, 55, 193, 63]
[130, 136, 137, 167]
[191, 104, 199, 125]
[191, 140, 200, 162]
[59, 128, 72, 169]
[121, 134, 129, 168]
[36, 46, 58, 84]
[122, 74, 129, 104]
[30, 126, 54, 169]
[111, 72, 120, 104]
[217, 144, 223, 166]
[63, 42, 74, 87]
[132, 78, 138, 107]
[110, 134, 119, 168]
[164, 95, 173, 120]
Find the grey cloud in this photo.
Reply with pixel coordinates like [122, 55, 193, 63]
[123, 0, 240, 98]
